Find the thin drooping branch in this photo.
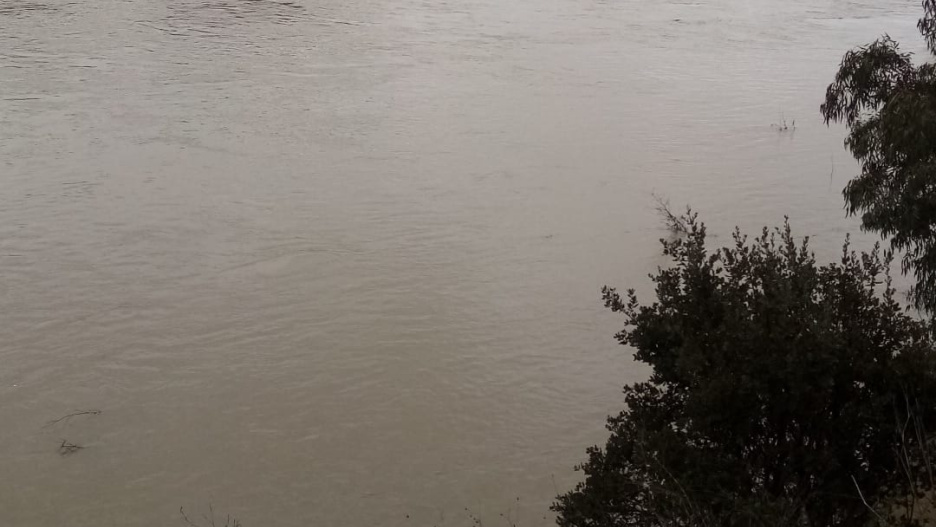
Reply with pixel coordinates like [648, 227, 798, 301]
[852, 476, 885, 525]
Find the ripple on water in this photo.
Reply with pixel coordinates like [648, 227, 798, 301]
[0, 0, 924, 526]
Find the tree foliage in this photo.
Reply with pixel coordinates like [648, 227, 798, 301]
[554, 216, 936, 526]
[822, 0, 936, 312]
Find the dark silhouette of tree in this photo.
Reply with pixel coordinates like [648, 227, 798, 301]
[554, 215, 936, 526]
[822, 0, 936, 312]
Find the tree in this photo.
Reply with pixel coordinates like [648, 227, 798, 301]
[554, 216, 936, 526]
[822, 0, 936, 312]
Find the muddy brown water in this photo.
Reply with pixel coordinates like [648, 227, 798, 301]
[0, 0, 925, 525]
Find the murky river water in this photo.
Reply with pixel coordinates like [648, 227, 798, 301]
[0, 0, 926, 525]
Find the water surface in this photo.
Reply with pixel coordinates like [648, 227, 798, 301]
[0, 0, 924, 525]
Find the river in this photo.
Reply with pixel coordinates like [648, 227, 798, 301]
[0, 0, 924, 525]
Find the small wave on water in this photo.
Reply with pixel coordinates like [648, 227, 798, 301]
[0, 1, 66, 17]
[165, 0, 307, 28]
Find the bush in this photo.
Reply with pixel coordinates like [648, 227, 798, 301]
[554, 215, 936, 527]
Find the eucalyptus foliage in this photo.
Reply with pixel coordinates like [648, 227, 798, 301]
[822, 0, 936, 312]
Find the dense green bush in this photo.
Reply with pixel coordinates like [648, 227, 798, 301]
[554, 216, 936, 526]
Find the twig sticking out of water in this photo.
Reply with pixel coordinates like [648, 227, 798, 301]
[830, 153, 835, 184]
[180, 505, 242, 527]
[651, 193, 689, 235]
[771, 111, 796, 131]
[465, 506, 484, 527]
[44, 409, 101, 428]
[498, 497, 522, 527]
[58, 439, 84, 456]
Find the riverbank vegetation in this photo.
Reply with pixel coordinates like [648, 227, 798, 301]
[822, 0, 936, 313]
[554, 216, 936, 526]
[554, 2, 936, 525]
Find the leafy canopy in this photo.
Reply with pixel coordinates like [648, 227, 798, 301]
[554, 216, 936, 526]
[822, 0, 936, 312]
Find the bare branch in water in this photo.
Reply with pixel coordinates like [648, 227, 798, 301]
[180, 505, 242, 527]
[58, 439, 84, 456]
[180, 507, 198, 527]
[44, 409, 101, 428]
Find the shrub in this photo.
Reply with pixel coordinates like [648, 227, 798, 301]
[554, 215, 936, 526]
